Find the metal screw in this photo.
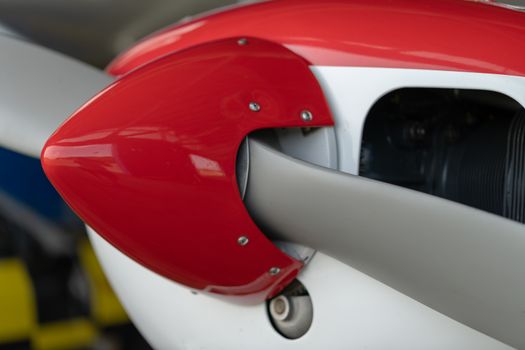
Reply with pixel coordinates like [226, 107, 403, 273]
[237, 236, 249, 246]
[300, 110, 313, 122]
[415, 126, 426, 138]
[269, 267, 281, 275]
[237, 38, 248, 46]
[249, 102, 261, 112]
[408, 122, 427, 141]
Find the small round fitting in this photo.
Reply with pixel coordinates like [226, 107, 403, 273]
[269, 267, 281, 275]
[269, 295, 291, 321]
[300, 110, 313, 122]
[249, 102, 261, 112]
[267, 280, 313, 339]
[237, 236, 249, 246]
[237, 38, 248, 46]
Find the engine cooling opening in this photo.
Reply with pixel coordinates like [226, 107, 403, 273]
[360, 88, 525, 224]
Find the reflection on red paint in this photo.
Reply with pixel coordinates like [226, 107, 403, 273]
[190, 154, 225, 177]
[108, 0, 525, 78]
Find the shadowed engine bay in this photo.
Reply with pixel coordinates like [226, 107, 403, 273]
[360, 88, 525, 223]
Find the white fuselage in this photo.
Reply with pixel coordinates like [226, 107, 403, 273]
[88, 67, 525, 349]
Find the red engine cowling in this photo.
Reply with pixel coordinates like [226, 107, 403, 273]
[42, 37, 334, 303]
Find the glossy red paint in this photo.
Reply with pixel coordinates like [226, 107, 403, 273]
[107, 0, 525, 78]
[42, 38, 334, 302]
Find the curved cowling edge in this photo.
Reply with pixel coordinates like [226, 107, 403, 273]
[42, 37, 334, 303]
[107, 0, 525, 78]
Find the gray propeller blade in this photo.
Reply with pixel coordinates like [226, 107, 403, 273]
[0, 34, 111, 158]
[245, 138, 525, 349]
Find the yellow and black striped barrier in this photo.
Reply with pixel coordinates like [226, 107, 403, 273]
[0, 240, 139, 350]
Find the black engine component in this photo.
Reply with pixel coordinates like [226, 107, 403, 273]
[504, 112, 525, 222]
[360, 89, 525, 223]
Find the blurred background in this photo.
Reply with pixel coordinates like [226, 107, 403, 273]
[0, 0, 523, 349]
[0, 0, 247, 68]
